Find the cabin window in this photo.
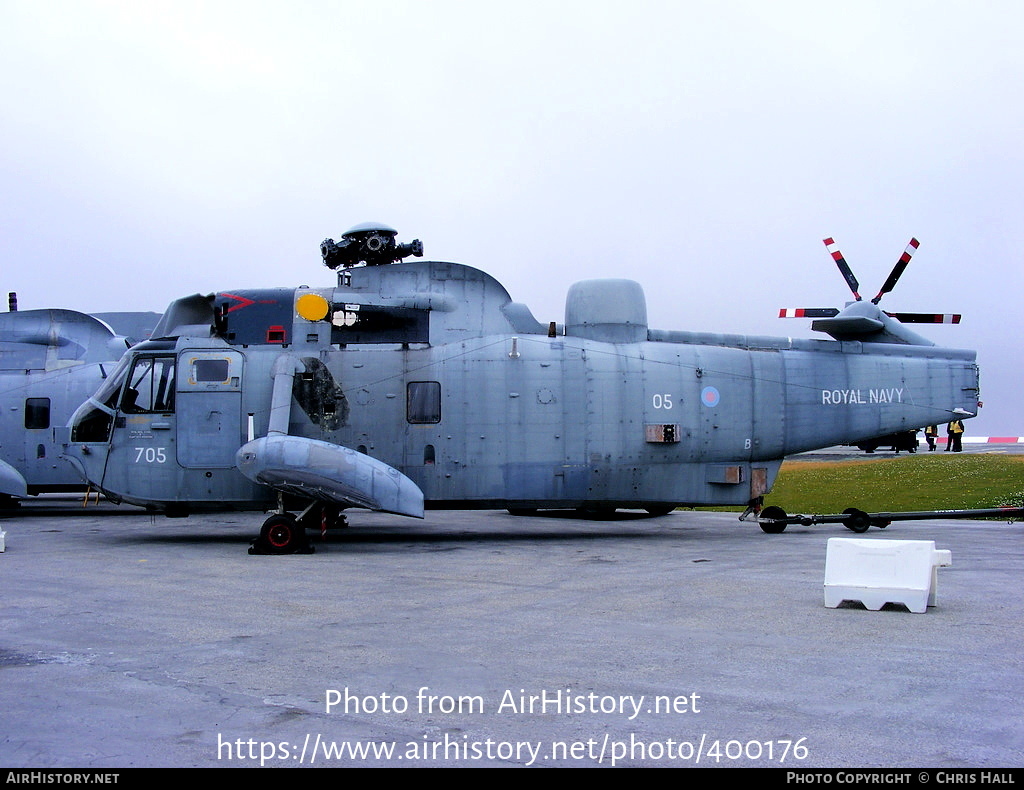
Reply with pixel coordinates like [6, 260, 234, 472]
[193, 359, 230, 383]
[24, 398, 50, 429]
[407, 381, 441, 424]
[121, 356, 176, 414]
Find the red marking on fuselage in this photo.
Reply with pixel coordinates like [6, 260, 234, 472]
[219, 292, 279, 313]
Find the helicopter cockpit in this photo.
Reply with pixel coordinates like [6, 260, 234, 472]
[69, 341, 177, 443]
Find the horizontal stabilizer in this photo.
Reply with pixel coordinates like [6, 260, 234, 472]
[810, 315, 885, 335]
[809, 301, 934, 345]
[236, 435, 424, 518]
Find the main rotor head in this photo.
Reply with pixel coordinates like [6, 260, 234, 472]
[320, 223, 424, 269]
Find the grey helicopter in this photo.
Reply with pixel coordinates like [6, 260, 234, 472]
[64, 224, 979, 552]
[0, 292, 160, 506]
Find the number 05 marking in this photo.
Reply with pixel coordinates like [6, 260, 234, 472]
[652, 393, 673, 409]
[134, 447, 167, 463]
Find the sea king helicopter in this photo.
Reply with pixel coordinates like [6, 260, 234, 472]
[0, 293, 159, 506]
[65, 224, 980, 552]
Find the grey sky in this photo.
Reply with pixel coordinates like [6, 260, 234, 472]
[1, 1, 1020, 434]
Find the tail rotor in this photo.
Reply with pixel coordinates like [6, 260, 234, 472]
[779, 237, 961, 327]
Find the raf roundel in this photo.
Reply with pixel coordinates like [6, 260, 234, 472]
[701, 386, 720, 408]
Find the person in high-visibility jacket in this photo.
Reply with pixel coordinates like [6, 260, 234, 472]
[946, 420, 964, 452]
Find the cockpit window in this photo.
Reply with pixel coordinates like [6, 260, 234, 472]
[71, 355, 133, 443]
[121, 356, 176, 413]
[91, 355, 133, 409]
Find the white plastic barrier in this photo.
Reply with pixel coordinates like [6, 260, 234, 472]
[824, 538, 952, 613]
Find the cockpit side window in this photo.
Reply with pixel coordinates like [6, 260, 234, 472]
[121, 356, 176, 414]
[71, 346, 176, 443]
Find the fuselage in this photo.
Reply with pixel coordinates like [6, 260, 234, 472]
[66, 260, 980, 515]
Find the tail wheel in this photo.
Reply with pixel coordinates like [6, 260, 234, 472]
[259, 514, 306, 554]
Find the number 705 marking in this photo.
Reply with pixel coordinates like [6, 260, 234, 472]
[134, 447, 167, 463]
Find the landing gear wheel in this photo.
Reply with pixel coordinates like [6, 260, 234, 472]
[843, 507, 871, 533]
[255, 514, 310, 554]
[759, 505, 788, 534]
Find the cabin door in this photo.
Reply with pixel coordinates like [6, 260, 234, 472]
[176, 350, 245, 468]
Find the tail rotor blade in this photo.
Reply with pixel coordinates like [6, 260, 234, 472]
[885, 312, 961, 324]
[823, 237, 861, 300]
[779, 308, 840, 318]
[872, 238, 920, 304]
